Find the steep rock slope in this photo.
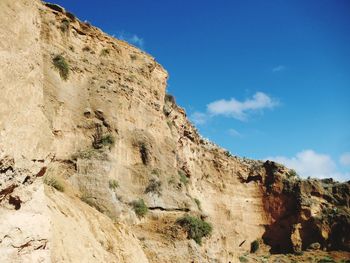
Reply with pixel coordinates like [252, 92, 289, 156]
[0, 1, 349, 262]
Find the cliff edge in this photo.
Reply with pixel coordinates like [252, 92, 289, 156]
[0, 1, 349, 262]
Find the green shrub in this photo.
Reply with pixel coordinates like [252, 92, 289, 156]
[44, 176, 64, 192]
[101, 134, 115, 147]
[225, 151, 232, 157]
[164, 93, 176, 104]
[168, 176, 176, 185]
[132, 199, 148, 217]
[53, 55, 69, 80]
[179, 170, 189, 185]
[194, 198, 202, 211]
[287, 169, 298, 178]
[100, 48, 110, 56]
[71, 148, 108, 160]
[239, 256, 248, 263]
[109, 179, 119, 189]
[317, 257, 336, 263]
[176, 215, 212, 245]
[60, 19, 70, 33]
[151, 169, 161, 177]
[167, 120, 173, 130]
[250, 240, 259, 253]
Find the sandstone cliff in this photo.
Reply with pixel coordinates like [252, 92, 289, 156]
[0, 1, 349, 262]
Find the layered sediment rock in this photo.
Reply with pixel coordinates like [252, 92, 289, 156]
[0, 1, 349, 262]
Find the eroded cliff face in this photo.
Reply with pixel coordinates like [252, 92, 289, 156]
[0, 1, 349, 262]
[261, 161, 350, 254]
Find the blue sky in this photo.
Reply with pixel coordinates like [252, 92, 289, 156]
[53, 0, 350, 180]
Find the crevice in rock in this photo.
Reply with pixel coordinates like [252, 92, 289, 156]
[22, 176, 32, 185]
[0, 184, 18, 202]
[9, 195, 22, 210]
[139, 142, 149, 165]
[12, 238, 48, 252]
[94, 110, 111, 131]
[36, 167, 47, 177]
[44, 3, 64, 13]
[148, 206, 190, 212]
[31, 159, 45, 163]
[245, 175, 263, 184]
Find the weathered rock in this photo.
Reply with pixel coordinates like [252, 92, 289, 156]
[0, 0, 349, 262]
[291, 223, 302, 253]
[308, 242, 321, 250]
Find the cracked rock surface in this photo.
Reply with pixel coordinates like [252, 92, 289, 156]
[0, 0, 349, 262]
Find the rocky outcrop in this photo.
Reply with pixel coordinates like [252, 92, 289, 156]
[0, 0, 349, 262]
[261, 161, 350, 254]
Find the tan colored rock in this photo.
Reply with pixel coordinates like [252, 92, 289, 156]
[0, 0, 349, 262]
[291, 224, 302, 253]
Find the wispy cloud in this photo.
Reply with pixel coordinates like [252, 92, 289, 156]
[190, 112, 208, 125]
[265, 150, 350, 182]
[272, 65, 286, 72]
[228, 128, 241, 137]
[340, 152, 350, 166]
[116, 32, 144, 49]
[190, 92, 278, 125]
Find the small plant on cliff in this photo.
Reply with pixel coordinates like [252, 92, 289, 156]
[179, 170, 189, 185]
[239, 256, 249, 263]
[287, 169, 298, 178]
[60, 18, 70, 33]
[250, 240, 259, 253]
[131, 199, 148, 218]
[225, 150, 232, 157]
[194, 198, 202, 211]
[100, 48, 110, 56]
[71, 148, 108, 161]
[317, 257, 336, 263]
[53, 54, 69, 80]
[44, 176, 64, 192]
[130, 54, 137, 61]
[164, 93, 176, 105]
[145, 179, 162, 196]
[101, 134, 115, 147]
[92, 125, 115, 149]
[176, 215, 212, 245]
[109, 179, 119, 190]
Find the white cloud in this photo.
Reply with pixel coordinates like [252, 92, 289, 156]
[265, 150, 350, 182]
[207, 92, 278, 120]
[272, 65, 286, 72]
[190, 112, 208, 125]
[190, 92, 278, 125]
[117, 32, 144, 49]
[228, 129, 241, 137]
[340, 152, 350, 166]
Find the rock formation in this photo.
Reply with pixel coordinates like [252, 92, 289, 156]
[0, 1, 349, 262]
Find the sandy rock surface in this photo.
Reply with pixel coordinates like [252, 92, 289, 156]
[0, 1, 349, 262]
